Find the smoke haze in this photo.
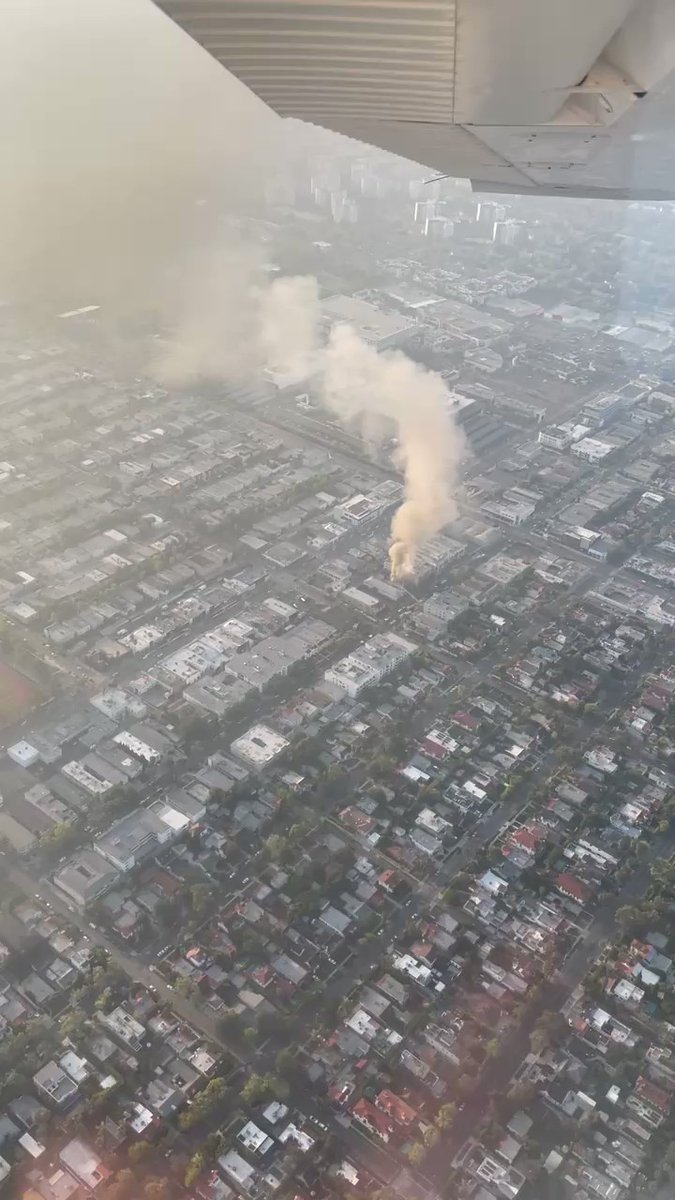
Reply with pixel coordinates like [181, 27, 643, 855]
[0, 0, 275, 322]
[1, 0, 464, 576]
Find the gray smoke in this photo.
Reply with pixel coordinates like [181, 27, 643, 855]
[2, 1, 463, 577]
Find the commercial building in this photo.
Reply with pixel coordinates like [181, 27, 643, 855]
[52, 850, 118, 908]
[7, 741, 40, 769]
[320, 294, 414, 350]
[226, 619, 334, 692]
[61, 760, 114, 797]
[481, 497, 535, 526]
[571, 436, 619, 463]
[325, 632, 417, 698]
[410, 533, 464, 579]
[230, 724, 289, 769]
[538, 422, 590, 450]
[95, 808, 173, 872]
[112, 731, 161, 765]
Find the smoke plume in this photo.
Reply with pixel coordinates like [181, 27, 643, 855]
[259, 276, 320, 385]
[320, 324, 463, 579]
[261, 281, 464, 579]
[2, 1, 463, 577]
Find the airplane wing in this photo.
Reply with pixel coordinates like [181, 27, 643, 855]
[153, 0, 675, 200]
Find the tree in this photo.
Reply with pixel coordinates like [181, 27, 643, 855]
[407, 1011, 430, 1034]
[530, 1010, 566, 1054]
[615, 905, 643, 933]
[179, 1077, 227, 1130]
[88, 946, 111, 976]
[144, 1181, 170, 1200]
[60, 1010, 86, 1039]
[104, 1170, 134, 1200]
[436, 1103, 457, 1130]
[241, 1073, 278, 1105]
[275, 1048, 297, 1077]
[204, 1131, 225, 1160]
[156, 896, 182, 927]
[38, 821, 80, 860]
[408, 1143, 425, 1166]
[218, 1009, 242, 1037]
[257, 1009, 288, 1040]
[423, 1126, 440, 1148]
[190, 884, 214, 918]
[185, 1152, 205, 1189]
[530, 1028, 550, 1055]
[373, 754, 396, 780]
[506, 1081, 537, 1108]
[95, 987, 113, 1012]
[456, 1074, 478, 1098]
[127, 1141, 153, 1165]
[173, 976, 197, 999]
[264, 834, 291, 863]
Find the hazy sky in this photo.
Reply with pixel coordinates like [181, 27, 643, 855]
[0, 0, 278, 316]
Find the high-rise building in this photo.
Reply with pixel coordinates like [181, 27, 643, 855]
[493, 219, 526, 245]
[476, 201, 506, 228]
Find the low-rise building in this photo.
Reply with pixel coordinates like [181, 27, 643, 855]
[230, 724, 289, 768]
[325, 632, 417, 697]
[52, 851, 118, 907]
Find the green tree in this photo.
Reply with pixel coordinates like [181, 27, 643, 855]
[178, 1077, 227, 1130]
[103, 1170, 135, 1200]
[530, 1010, 566, 1054]
[241, 1073, 279, 1105]
[275, 1048, 296, 1076]
[218, 1009, 242, 1037]
[38, 821, 80, 860]
[185, 1152, 205, 1189]
[156, 896, 182, 927]
[436, 1103, 457, 1129]
[615, 904, 643, 933]
[127, 1141, 153, 1165]
[143, 1181, 170, 1200]
[173, 976, 197, 999]
[190, 884, 214, 918]
[423, 1126, 440, 1148]
[408, 1143, 425, 1166]
[506, 1080, 537, 1108]
[88, 946, 111, 976]
[95, 987, 113, 1012]
[60, 1010, 86, 1039]
[264, 834, 290, 863]
[257, 1010, 288, 1040]
[204, 1131, 225, 1160]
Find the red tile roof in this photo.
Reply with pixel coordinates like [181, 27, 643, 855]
[352, 1097, 396, 1141]
[636, 1076, 671, 1113]
[375, 1089, 417, 1126]
[555, 872, 591, 903]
